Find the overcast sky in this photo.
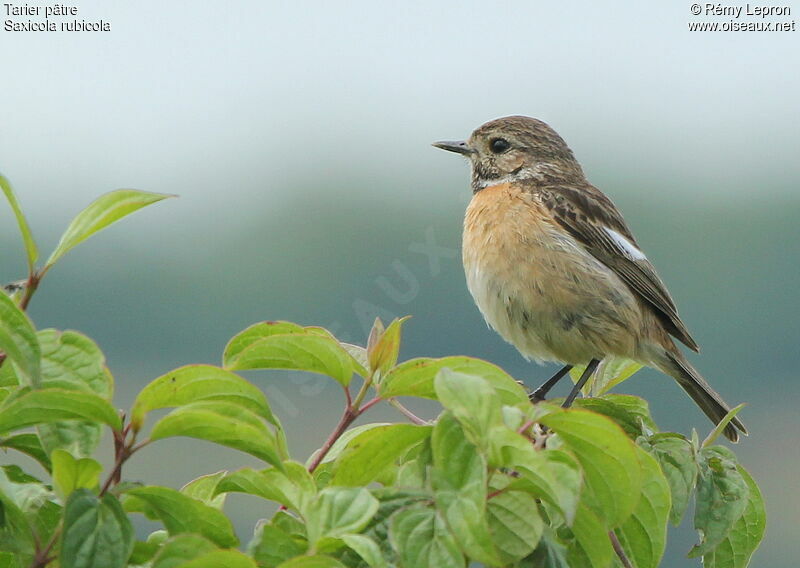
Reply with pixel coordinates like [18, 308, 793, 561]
[2, 1, 798, 227]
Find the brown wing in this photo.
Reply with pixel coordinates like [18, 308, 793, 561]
[538, 184, 700, 352]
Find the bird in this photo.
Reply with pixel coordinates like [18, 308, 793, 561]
[433, 115, 746, 442]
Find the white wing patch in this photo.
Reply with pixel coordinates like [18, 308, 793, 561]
[604, 227, 647, 261]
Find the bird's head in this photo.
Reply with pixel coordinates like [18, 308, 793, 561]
[433, 115, 585, 192]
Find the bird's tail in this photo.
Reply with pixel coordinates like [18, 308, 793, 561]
[655, 350, 747, 442]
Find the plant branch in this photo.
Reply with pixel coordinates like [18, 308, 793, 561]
[360, 395, 383, 413]
[98, 416, 146, 497]
[609, 531, 634, 568]
[29, 524, 62, 568]
[307, 377, 384, 473]
[18, 269, 44, 311]
[389, 399, 427, 425]
[307, 404, 357, 473]
[487, 486, 509, 500]
[351, 376, 372, 409]
[517, 419, 535, 435]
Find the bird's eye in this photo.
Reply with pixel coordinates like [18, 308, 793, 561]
[489, 138, 511, 154]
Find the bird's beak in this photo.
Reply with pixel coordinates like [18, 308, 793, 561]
[432, 140, 474, 155]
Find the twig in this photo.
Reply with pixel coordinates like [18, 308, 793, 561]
[29, 524, 62, 568]
[18, 271, 41, 311]
[307, 377, 384, 472]
[98, 416, 146, 496]
[609, 530, 634, 568]
[486, 486, 509, 500]
[389, 399, 427, 425]
[360, 396, 383, 413]
[517, 419, 535, 435]
[307, 405, 358, 472]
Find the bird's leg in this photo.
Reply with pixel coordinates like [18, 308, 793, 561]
[529, 364, 573, 402]
[562, 359, 600, 408]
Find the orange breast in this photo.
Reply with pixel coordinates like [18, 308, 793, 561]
[461, 181, 642, 363]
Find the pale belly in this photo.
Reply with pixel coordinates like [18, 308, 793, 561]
[462, 184, 642, 364]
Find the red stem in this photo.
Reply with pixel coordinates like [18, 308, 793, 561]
[18, 271, 41, 311]
[307, 406, 358, 473]
[307, 394, 383, 473]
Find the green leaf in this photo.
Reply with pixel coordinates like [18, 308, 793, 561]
[640, 432, 698, 525]
[60, 489, 134, 568]
[570, 357, 643, 396]
[276, 556, 346, 568]
[217, 463, 316, 512]
[223, 321, 307, 367]
[486, 482, 544, 564]
[38, 419, 104, 462]
[367, 317, 409, 378]
[0, 291, 40, 386]
[309, 423, 391, 471]
[573, 394, 657, 438]
[51, 449, 102, 499]
[434, 369, 504, 455]
[540, 408, 642, 528]
[0, 475, 36, 562]
[339, 534, 387, 568]
[431, 413, 499, 565]
[151, 534, 257, 568]
[248, 518, 308, 567]
[380, 356, 529, 407]
[46, 189, 173, 268]
[690, 446, 750, 557]
[130, 364, 277, 431]
[0, 173, 39, 271]
[0, 465, 59, 544]
[0, 360, 19, 387]
[226, 334, 354, 387]
[129, 540, 161, 565]
[125, 486, 238, 548]
[150, 533, 216, 567]
[180, 551, 259, 568]
[0, 433, 52, 471]
[566, 503, 614, 568]
[505, 448, 582, 526]
[224, 322, 369, 379]
[702, 403, 746, 448]
[0, 388, 121, 434]
[37, 329, 114, 457]
[38, 329, 113, 396]
[527, 527, 571, 568]
[180, 471, 227, 509]
[341, 343, 370, 378]
[703, 465, 766, 568]
[389, 506, 464, 568]
[393, 437, 433, 489]
[1, 464, 42, 485]
[330, 424, 432, 486]
[339, 488, 430, 566]
[613, 447, 671, 568]
[149, 400, 283, 468]
[305, 487, 379, 546]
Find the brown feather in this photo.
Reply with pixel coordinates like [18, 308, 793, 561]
[535, 182, 701, 352]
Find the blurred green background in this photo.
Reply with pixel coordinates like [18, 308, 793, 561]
[2, 1, 798, 565]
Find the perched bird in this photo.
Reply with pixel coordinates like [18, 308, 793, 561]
[433, 116, 746, 442]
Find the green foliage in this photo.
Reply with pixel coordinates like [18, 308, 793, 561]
[0, 174, 38, 272]
[44, 189, 174, 268]
[60, 489, 133, 568]
[0, 177, 766, 567]
[0, 291, 40, 385]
